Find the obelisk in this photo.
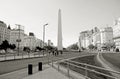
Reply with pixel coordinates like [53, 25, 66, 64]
[57, 9, 63, 51]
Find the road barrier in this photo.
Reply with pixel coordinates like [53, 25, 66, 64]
[0, 52, 46, 61]
[49, 57, 120, 79]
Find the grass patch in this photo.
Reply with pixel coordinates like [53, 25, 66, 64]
[102, 53, 120, 70]
[59, 55, 113, 79]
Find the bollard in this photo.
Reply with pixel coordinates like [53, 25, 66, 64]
[58, 64, 60, 71]
[28, 64, 33, 75]
[85, 64, 88, 78]
[14, 53, 15, 60]
[34, 53, 35, 57]
[5, 53, 6, 60]
[52, 60, 53, 67]
[22, 53, 23, 59]
[39, 52, 40, 57]
[38, 62, 42, 71]
[47, 54, 49, 64]
[67, 62, 70, 78]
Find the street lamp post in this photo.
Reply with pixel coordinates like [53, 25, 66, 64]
[16, 24, 21, 56]
[43, 23, 48, 55]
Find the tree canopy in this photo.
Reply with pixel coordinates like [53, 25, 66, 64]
[67, 43, 79, 50]
[0, 40, 16, 51]
[88, 44, 95, 49]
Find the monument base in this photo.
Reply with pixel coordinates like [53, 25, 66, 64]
[58, 50, 63, 54]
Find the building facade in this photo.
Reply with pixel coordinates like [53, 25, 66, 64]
[113, 18, 120, 50]
[10, 28, 25, 49]
[100, 27, 114, 48]
[78, 27, 113, 51]
[36, 38, 42, 47]
[0, 21, 10, 44]
[0, 21, 44, 51]
[78, 31, 90, 50]
[48, 40, 53, 46]
[91, 32, 101, 49]
[23, 32, 43, 50]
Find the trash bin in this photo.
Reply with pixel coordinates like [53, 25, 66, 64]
[116, 48, 119, 52]
[38, 62, 42, 71]
[28, 64, 33, 75]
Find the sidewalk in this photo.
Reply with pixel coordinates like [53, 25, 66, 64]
[0, 64, 69, 79]
[22, 64, 86, 79]
[22, 65, 68, 79]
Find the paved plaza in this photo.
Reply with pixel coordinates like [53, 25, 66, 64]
[0, 65, 68, 79]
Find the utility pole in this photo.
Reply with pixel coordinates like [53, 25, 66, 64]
[16, 24, 21, 55]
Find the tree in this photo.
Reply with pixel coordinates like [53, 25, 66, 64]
[9, 44, 16, 50]
[104, 42, 115, 51]
[67, 43, 79, 50]
[88, 44, 95, 49]
[0, 40, 9, 51]
[23, 47, 30, 52]
[35, 46, 44, 51]
[81, 47, 86, 50]
[44, 46, 54, 51]
[116, 48, 119, 52]
[8, 25, 11, 29]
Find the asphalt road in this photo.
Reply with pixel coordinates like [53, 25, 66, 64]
[0, 51, 95, 75]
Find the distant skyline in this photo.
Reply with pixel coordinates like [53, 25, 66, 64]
[0, 0, 120, 47]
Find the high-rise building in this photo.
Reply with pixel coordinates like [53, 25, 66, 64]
[10, 26, 24, 49]
[100, 27, 113, 46]
[0, 21, 10, 44]
[24, 34, 36, 50]
[48, 40, 51, 46]
[24, 32, 42, 50]
[78, 26, 113, 51]
[91, 31, 101, 50]
[36, 38, 42, 47]
[78, 31, 90, 50]
[57, 9, 63, 51]
[48, 40, 53, 46]
[113, 18, 120, 50]
[6, 25, 11, 42]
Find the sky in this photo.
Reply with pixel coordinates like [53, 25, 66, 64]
[0, 0, 120, 47]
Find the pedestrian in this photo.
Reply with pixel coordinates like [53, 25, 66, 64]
[56, 50, 59, 56]
[52, 50, 55, 55]
[48, 50, 51, 55]
[60, 51, 63, 54]
[55, 51, 57, 56]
